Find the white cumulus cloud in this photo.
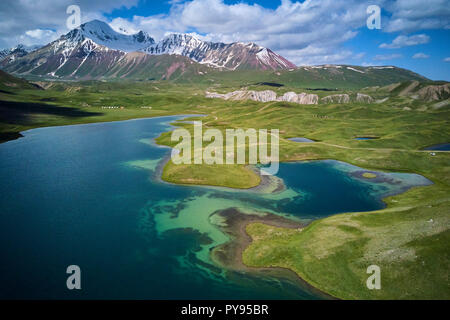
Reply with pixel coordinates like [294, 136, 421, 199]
[112, 0, 371, 65]
[412, 52, 430, 59]
[384, 0, 450, 33]
[18, 29, 59, 47]
[380, 34, 430, 49]
[373, 53, 403, 61]
[0, 0, 138, 48]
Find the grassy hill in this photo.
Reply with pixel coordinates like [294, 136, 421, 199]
[197, 65, 428, 90]
[0, 70, 37, 92]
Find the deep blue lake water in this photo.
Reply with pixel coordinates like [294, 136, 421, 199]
[424, 143, 450, 151]
[0, 116, 431, 299]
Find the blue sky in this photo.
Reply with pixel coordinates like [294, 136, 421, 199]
[104, 0, 283, 18]
[1, 0, 449, 80]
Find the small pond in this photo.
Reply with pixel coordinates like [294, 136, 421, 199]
[288, 137, 315, 143]
[423, 143, 450, 151]
[355, 137, 379, 141]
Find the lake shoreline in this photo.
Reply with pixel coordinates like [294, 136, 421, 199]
[210, 207, 336, 300]
[0, 113, 203, 145]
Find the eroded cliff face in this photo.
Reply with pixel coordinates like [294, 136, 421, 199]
[205, 90, 277, 102]
[416, 83, 450, 101]
[248, 90, 278, 102]
[206, 90, 377, 105]
[277, 92, 319, 104]
[356, 93, 374, 103]
[321, 94, 350, 104]
[206, 90, 319, 105]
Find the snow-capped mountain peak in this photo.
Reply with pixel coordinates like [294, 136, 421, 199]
[143, 33, 211, 56]
[1, 19, 297, 77]
[0, 43, 41, 56]
[0, 44, 43, 63]
[64, 20, 155, 52]
[141, 33, 296, 70]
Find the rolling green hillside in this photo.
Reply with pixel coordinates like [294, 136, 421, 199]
[198, 65, 428, 90]
[0, 70, 37, 92]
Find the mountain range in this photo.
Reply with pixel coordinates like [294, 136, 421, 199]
[0, 20, 428, 85]
[0, 44, 42, 64]
[141, 33, 295, 70]
[0, 20, 295, 79]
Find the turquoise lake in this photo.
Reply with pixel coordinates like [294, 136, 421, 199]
[0, 116, 432, 299]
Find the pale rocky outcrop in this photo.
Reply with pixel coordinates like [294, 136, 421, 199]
[417, 83, 450, 102]
[297, 93, 319, 104]
[277, 91, 299, 102]
[206, 90, 318, 105]
[277, 92, 318, 104]
[321, 94, 350, 104]
[248, 90, 278, 102]
[207, 90, 375, 105]
[356, 93, 374, 103]
[205, 90, 276, 102]
[320, 93, 374, 104]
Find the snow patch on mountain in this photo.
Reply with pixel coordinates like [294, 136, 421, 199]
[0, 44, 42, 61]
[142, 33, 296, 70]
[67, 20, 155, 52]
[347, 66, 365, 73]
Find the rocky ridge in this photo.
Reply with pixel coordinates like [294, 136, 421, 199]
[207, 90, 377, 105]
[206, 90, 319, 105]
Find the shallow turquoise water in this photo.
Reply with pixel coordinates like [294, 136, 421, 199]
[0, 116, 432, 299]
